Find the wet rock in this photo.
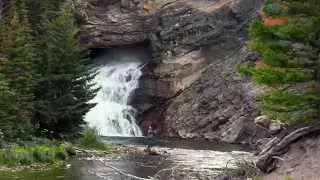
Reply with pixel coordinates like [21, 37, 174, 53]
[147, 146, 256, 180]
[214, 175, 229, 180]
[268, 121, 282, 135]
[255, 116, 282, 135]
[255, 115, 272, 128]
[221, 117, 247, 143]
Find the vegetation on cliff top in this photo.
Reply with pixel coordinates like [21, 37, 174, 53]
[239, 0, 320, 123]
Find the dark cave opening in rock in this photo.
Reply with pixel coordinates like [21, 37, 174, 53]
[89, 41, 152, 64]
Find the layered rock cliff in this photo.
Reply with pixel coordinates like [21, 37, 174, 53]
[73, 0, 268, 144]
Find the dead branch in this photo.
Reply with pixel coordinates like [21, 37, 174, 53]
[103, 164, 152, 180]
[88, 158, 153, 180]
[153, 165, 181, 179]
[256, 124, 320, 171]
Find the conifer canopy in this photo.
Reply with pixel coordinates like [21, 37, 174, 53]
[239, 0, 320, 123]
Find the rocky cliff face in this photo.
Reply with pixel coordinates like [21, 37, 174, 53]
[73, 0, 267, 144]
[163, 47, 266, 144]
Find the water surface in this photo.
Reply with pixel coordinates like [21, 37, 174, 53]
[0, 137, 254, 180]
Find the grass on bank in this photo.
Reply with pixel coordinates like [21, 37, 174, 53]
[0, 128, 114, 167]
[0, 143, 73, 166]
[75, 128, 114, 151]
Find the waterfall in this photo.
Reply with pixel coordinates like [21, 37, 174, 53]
[85, 53, 144, 137]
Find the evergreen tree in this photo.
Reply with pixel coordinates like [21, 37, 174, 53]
[0, 0, 35, 139]
[26, 0, 64, 34]
[33, 7, 98, 139]
[239, 0, 320, 123]
[0, 73, 19, 140]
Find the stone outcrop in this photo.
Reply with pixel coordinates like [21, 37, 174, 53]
[163, 47, 268, 144]
[72, 0, 150, 47]
[73, 0, 266, 144]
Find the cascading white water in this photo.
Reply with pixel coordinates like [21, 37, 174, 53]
[85, 55, 144, 136]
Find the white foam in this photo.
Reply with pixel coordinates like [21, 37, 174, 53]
[85, 62, 143, 136]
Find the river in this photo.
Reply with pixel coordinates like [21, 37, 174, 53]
[0, 137, 255, 180]
[0, 46, 256, 180]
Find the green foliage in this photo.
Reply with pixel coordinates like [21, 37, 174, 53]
[0, 0, 98, 141]
[284, 0, 320, 17]
[263, 0, 283, 17]
[76, 128, 110, 151]
[240, 0, 320, 123]
[238, 67, 312, 85]
[247, 38, 285, 54]
[0, 75, 18, 140]
[257, 91, 319, 122]
[248, 38, 316, 68]
[32, 8, 98, 139]
[248, 20, 274, 39]
[262, 49, 291, 67]
[0, 0, 34, 98]
[27, 0, 65, 29]
[0, 0, 35, 140]
[274, 18, 319, 42]
[249, 18, 319, 44]
[0, 144, 72, 166]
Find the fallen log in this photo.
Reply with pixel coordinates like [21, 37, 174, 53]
[256, 123, 320, 172]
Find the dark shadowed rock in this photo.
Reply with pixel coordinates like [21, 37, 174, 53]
[0, 0, 3, 22]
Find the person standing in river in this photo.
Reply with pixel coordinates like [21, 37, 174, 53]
[146, 125, 156, 151]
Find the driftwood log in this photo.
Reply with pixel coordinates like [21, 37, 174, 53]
[256, 123, 320, 172]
